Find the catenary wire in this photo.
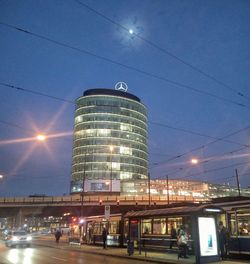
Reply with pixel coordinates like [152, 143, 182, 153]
[1, 81, 249, 150]
[1, 80, 250, 170]
[0, 21, 249, 110]
[152, 124, 250, 167]
[74, 0, 250, 102]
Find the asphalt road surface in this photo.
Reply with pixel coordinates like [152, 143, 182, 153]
[0, 242, 152, 264]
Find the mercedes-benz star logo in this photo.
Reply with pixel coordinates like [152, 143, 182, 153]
[115, 82, 128, 92]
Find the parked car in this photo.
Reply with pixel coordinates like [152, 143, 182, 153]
[5, 230, 32, 247]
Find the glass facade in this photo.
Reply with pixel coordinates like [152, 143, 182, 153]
[70, 88, 148, 195]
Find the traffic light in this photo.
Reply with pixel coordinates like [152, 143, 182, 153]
[99, 199, 103, 205]
[116, 200, 120, 206]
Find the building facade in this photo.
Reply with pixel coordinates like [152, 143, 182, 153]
[70, 88, 148, 195]
[149, 179, 250, 199]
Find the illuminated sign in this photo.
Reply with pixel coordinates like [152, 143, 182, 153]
[115, 82, 128, 92]
[198, 217, 218, 256]
[204, 208, 222, 213]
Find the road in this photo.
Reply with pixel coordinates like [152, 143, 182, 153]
[0, 242, 152, 264]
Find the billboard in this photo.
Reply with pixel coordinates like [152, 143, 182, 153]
[198, 217, 218, 257]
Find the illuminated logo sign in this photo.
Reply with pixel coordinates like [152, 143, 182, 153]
[115, 82, 128, 92]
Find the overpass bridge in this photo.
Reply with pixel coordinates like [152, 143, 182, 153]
[0, 194, 207, 228]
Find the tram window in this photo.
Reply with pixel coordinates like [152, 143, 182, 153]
[124, 220, 129, 238]
[167, 217, 182, 234]
[153, 218, 166, 235]
[109, 221, 119, 234]
[228, 213, 237, 236]
[238, 211, 250, 236]
[93, 223, 101, 234]
[142, 219, 152, 234]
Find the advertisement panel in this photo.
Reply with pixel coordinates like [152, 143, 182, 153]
[198, 217, 218, 257]
[105, 205, 110, 219]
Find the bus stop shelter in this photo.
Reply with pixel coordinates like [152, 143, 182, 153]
[124, 204, 224, 263]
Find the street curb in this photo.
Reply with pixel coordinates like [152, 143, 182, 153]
[32, 241, 182, 264]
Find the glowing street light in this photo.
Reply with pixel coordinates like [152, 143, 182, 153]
[191, 158, 199, 164]
[129, 29, 134, 34]
[36, 134, 46, 141]
[0, 174, 3, 179]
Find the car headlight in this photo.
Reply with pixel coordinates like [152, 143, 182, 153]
[12, 236, 18, 241]
[27, 236, 32, 241]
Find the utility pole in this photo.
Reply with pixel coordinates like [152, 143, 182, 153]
[109, 146, 114, 193]
[80, 152, 87, 218]
[235, 169, 241, 197]
[148, 172, 151, 206]
[166, 175, 169, 205]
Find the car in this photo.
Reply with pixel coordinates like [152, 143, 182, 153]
[5, 230, 32, 247]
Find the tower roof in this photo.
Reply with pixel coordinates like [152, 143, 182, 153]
[83, 88, 141, 103]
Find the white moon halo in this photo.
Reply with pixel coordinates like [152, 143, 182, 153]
[129, 29, 134, 34]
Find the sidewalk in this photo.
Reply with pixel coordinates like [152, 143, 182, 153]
[32, 235, 249, 264]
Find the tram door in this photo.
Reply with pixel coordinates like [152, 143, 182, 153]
[130, 219, 139, 241]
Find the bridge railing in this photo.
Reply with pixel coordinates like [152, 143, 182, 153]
[0, 195, 208, 204]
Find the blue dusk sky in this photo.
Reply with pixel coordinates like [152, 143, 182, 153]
[0, 0, 250, 196]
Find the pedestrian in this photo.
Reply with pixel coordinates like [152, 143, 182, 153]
[169, 223, 177, 249]
[177, 225, 188, 259]
[55, 229, 62, 243]
[218, 221, 228, 260]
[102, 226, 108, 249]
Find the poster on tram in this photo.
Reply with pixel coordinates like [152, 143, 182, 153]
[198, 217, 218, 256]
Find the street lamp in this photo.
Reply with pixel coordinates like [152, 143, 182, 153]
[109, 146, 114, 193]
[36, 134, 46, 141]
[166, 175, 169, 205]
[190, 158, 199, 164]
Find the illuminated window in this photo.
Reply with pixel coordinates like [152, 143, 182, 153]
[142, 219, 152, 235]
[167, 217, 182, 234]
[86, 129, 95, 136]
[120, 124, 132, 131]
[153, 219, 166, 235]
[120, 146, 132, 155]
[111, 162, 120, 170]
[120, 172, 132, 179]
[96, 129, 110, 136]
[75, 116, 83, 123]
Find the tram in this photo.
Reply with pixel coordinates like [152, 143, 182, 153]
[212, 197, 250, 256]
[79, 214, 125, 246]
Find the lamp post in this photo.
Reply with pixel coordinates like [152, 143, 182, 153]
[166, 175, 169, 205]
[80, 152, 87, 219]
[148, 172, 151, 206]
[235, 169, 241, 197]
[109, 146, 114, 193]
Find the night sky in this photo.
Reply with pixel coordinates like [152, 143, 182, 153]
[0, 0, 250, 197]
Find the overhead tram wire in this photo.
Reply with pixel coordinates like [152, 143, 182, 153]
[151, 146, 247, 171]
[1, 82, 250, 165]
[0, 82, 74, 104]
[1, 81, 250, 154]
[152, 123, 250, 167]
[74, 0, 250, 102]
[150, 146, 249, 171]
[0, 22, 250, 110]
[174, 160, 250, 181]
[150, 147, 249, 182]
[149, 121, 250, 148]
